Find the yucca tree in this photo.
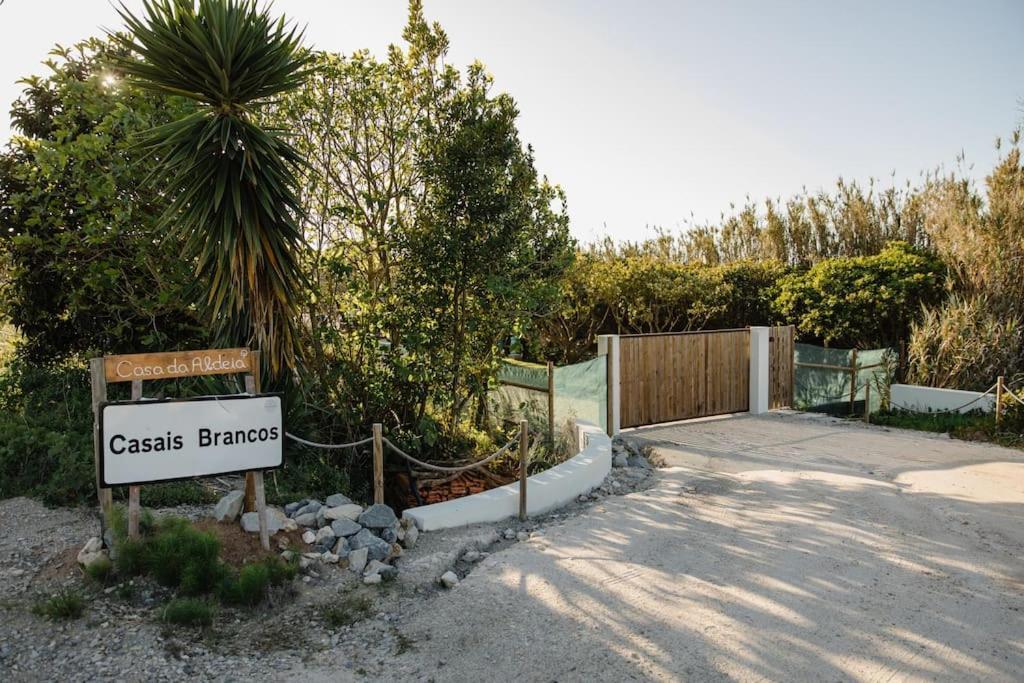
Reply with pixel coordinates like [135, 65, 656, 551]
[114, 0, 310, 377]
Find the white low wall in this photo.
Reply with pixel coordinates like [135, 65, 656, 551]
[890, 383, 995, 414]
[403, 421, 612, 532]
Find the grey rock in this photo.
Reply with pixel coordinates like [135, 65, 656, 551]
[357, 504, 398, 529]
[348, 528, 391, 562]
[77, 537, 108, 568]
[612, 452, 629, 468]
[295, 500, 322, 517]
[325, 493, 352, 507]
[364, 560, 398, 581]
[213, 490, 245, 522]
[440, 571, 459, 588]
[363, 573, 382, 585]
[332, 537, 349, 556]
[294, 512, 318, 528]
[627, 453, 651, 469]
[380, 527, 398, 544]
[301, 529, 316, 544]
[516, 531, 529, 542]
[401, 524, 419, 548]
[348, 547, 368, 573]
[284, 500, 307, 516]
[462, 550, 483, 563]
[324, 504, 363, 521]
[329, 518, 362, 538]
[239, 508, 287, 534]
[502, 528, 516, 540]
[315, 508, 327, 529]
[314, 526, 336, 544]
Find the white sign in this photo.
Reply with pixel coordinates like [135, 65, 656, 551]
[101, 395, 283, 486]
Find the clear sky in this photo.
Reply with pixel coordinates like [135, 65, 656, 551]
[1, 1, 1022, 243]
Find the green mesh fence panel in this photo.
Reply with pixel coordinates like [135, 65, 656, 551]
[794, 343, 893, 414]
[491, 356, 607, 435]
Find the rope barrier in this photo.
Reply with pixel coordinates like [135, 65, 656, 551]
[382, 437, 518, 473]
[285, 433, 374, 450]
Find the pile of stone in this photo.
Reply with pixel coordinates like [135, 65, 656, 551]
[215, 490, 419, 585]
[575, 437, 656, 503]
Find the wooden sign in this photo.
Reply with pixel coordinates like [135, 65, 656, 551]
[100, 395, 283, 487]
[103, 348, 252, 383]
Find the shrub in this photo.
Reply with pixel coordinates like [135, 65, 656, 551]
[218, 563, 271, 607]
[322, 593, 373, 628]
[161, 598, 214, 627]
[775, 241, 946, 348]
[112, 516, 225, 595]
[84, 556, 114, 584]
[907, 295, 1024, 391]
[113, 537, 150, 577]
[33, 590, 86, 620]
[145, 519, 222, 593]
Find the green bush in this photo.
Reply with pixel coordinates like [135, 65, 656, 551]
[218, 563, 271, 607]
[0, 361, 93, 505]
[112, 516, 225, 595]
[161, 598, 214, 627]
[775, 241, 946, 348]
[84, 556, 114, 584]
[33, 590, 86, 620]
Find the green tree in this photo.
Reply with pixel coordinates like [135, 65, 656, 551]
[270, 1, 573, 441]
[0, 38, 205, 361]
[114, 0, 310, 377]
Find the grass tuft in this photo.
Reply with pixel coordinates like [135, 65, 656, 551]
[322, 593, 373, 628]
[83, 556, 113, 583]
[33, 589, 85, 620]
[161, 598, 214, 627]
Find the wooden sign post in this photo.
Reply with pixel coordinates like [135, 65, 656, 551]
[91, 348, 273, 550]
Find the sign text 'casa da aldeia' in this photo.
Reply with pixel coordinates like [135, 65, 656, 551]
[103, 348, 252, 383]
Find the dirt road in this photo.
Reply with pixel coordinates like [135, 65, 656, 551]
[303, 412, 1024, 682]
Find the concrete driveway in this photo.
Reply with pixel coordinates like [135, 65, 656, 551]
[306, 412, 1024, 682]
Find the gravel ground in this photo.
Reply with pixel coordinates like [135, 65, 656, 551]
[10, 412, 1021, 681]
[0, 454, 656, 682]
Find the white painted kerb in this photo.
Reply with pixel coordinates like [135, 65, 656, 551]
[403, 421, 612, 531]
[890, 384, 995, 414]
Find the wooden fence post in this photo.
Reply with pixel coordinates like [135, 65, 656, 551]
[128, 379, 143, 540]
[243, 351, 262, 512]
[89, 359, 113, 534]
[241, 351, 268, 549]
[519, 420, 529, 521]
[864, 384, 871, 423]
[849, 349, 858, 416]
[546, 361, 555, 448]
[996, 375, 1004, 425]
[372, 423, 384, 505]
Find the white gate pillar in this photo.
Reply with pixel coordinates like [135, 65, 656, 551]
[749, 327, 770, 414]
[597, 334, 620, 435]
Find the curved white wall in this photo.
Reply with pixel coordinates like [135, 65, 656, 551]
[403, 421, 612, 532]
[891, 383, 995, 414]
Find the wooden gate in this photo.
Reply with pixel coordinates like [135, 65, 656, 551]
[619, 329, 750, 428]
[768, 325, 795, 409]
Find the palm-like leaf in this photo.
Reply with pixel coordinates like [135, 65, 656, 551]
[113, 0, 310, 377]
